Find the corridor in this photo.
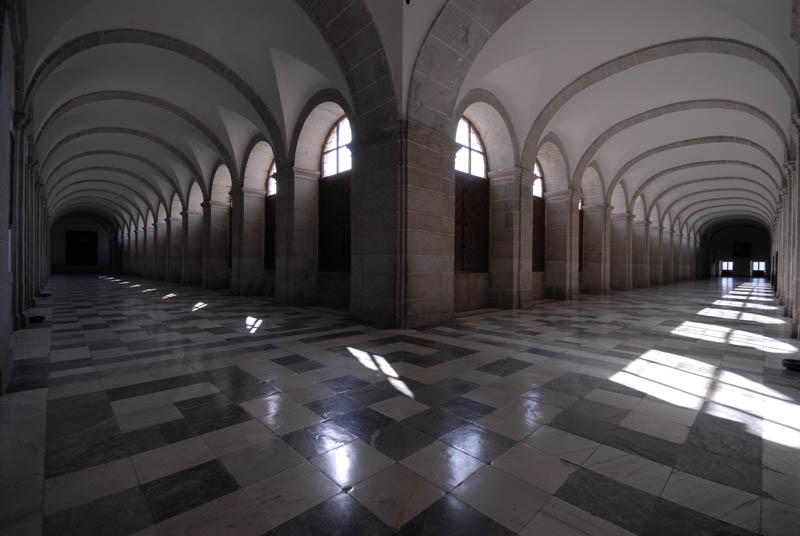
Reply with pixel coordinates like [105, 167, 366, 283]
[1, 275, 799, 535]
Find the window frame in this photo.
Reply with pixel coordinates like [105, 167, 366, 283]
[321, 116, 353, 178]
[533, 160, 544, 198]
[454, 117, 488, 178]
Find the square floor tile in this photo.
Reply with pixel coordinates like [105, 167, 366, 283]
[398, 494, 513, 536]
[244, 462, 339, 528]
[124, 419, 198, 455]
[220, 437, 305, 487]
[370, 395, 428, 421]
[453, 466, 550, 532]
[524, 425, 599, 464]
[304, 395, 362, 419]
[330, 408, 395, 442]
[351, 464, 444, 529]
[440, 396, 496, 422]
[132, 437, 215, 484]
[440, 423, 515, 463]
[521, 496, 634, 536]
[175, 393, 252, 435]
[402, 440, 485, 491]
[368, 421, 436, 460]
[200, 419, 273, 457]
[311, 439, 393, 488]
[476, 358, 533, 377]
[141, 459, 240, 523]
[584, 445, 672, 495]
[402, 408, 468, 439]
[282, 421, 356, 459]
[155, 489, 270, 536]
[259, 404, 324, 436]
[268, 492, 392, 536]
[321, 375, 370, 393]
[493, 443, 576, 494]
[44, 457, 139, 515]
[43, 486, 152, 536]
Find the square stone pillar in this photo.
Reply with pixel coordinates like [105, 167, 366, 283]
[275, 167, 318, 305]
[204, 200, 231, 289]
[633, 221, 650, 287]
[184, 211, 204, 285]
[610, 213, 633, 290]
[153, 221, 167, 280]
[488, 167, 533, 308]
[168, 216, 183, 283]
[231, 187, 266, 295]
[580, 204, 610, 294]
[649, 224, 663, 286]
[663, 229, 674, 283]
[673, 232, 683, 281]
[544, 189, 580, 299]
[350, 128, 401, 326]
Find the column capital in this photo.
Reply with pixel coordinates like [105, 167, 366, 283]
[610, 211, 633, 221]
[208, 200, 229, 209]
[784, 160, 797, 178]
[582, 202, 609, 213]
[241, 186, 267, 199]
[487, 166, 525, 182]
[293, 166, 321, 182]
[543, 188, 576, 202]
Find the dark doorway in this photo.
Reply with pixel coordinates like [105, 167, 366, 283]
[66, 230, 98, 265]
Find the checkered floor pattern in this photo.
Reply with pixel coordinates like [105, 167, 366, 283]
[1, 275, 799, 535]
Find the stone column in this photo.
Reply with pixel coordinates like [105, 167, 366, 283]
[488, 167, 533, 308]
[141, 226, 152, 278]
[232, 187, 266, 295]
[580, 203, 610, 294]
[674, 232, 683, 282]
[204, 200, 231, 289]
[184, 210, 204, 285]
[633, 220, 650, 287]
[168, 215, 183, 283]
[544, 189, 580, 298]
[649, 224, 663, 286]
[610, 212, 633, 290]
[153, 221, 166, 280]
[663, 229, 674, 283]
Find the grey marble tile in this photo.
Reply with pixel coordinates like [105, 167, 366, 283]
[43, 486, 152, 536]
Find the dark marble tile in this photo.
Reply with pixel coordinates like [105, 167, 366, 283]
[43, 486, 152, 536]
[521, 387, 578, 409]
[398, 494, 513, 536]
[402, 408, 469, 439]
[440, 397, 496, 422]
[45, 418, 130, 478]
[685, 413, 761, 462]
[476, 358, 533, 377]
[344, 383, 396, 406]
[272, 354, 327, 373]
[298, 330, 365, 344]
[330, 408, 395, 442]
[369, 422, 436, 460]
[440, 424, 515, 463]
[567, 399, 630, 425]
[305, 394, 362, 419]
[674, 444, 761, 495]
[49, 357, 94, 372]
[47, 391, 115, 438]
[549, 407, 619, 445]
[142, 459, 239, 523]
[174, 393, 251, 434]
[321, 375, 371, 393]
[105, 372, 209, 401]
[48, 370, 101, 387]
[603, 426, 683, 467]
[124, 418, 198, 455]
[413, 378, 480, 407]
[283, 421, 356, 459]
[597, 380, 647, 398]
[540, 372, 604, 398]
[268, 493, 392, 536]
[641, 497, 757, 536]
[556, 467, 659, 534]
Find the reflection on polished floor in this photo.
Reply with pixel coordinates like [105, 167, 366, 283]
[2, 275, 799, 535]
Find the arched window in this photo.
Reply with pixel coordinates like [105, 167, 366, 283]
[454, 118, 487, 178]
[532, 160, 545, 272]
[322, 117, 352, 178]
[533, 160, 543, 198]
[454, 116, 489, 272]
[266, 161, 277, 196]
[264, 160, 277, 270]
[319, 117, 352, 273]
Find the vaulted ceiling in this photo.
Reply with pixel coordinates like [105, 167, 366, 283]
[27, 0, 798, 239]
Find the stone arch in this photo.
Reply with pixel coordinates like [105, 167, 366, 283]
[42, 127, 202, 205]
[241, 138, 274, 193]
[647, 179, 779, 223]
[456, 89, 518, 171]
[156, 201, 167, 223]
[523, 38, 799, 165]
[605, 136, 783, 201]
[675, 197, 775, 228]
[23, 28, 287, 164]
[580, 163, 605, 206]
[290, 89, 353, 171]
[187, 181, 203, 213]
[46, 166, 168, 210]
[50, 178, 155, 219]
[33, 90, 238, 175]
[536, 132, 570, 192]
[209, 163, 233, 204]
[610, 181, 628, 215]
[632, 195, 646, 221]
[569, 100, 788, 187]
[169, 191, 182, 218]
[296, 0, 398, 139]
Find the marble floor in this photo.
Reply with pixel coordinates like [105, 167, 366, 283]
[1, 275, 799, 535]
